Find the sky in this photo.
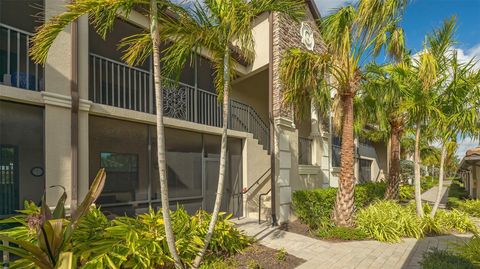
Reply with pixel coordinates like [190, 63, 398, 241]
[314, 0, 480, 158]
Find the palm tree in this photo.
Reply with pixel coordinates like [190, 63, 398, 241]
[430, 50, 480, 217]
[402, 17, 456, 217]
[358, 61, 410, 200]
[280, 0, 407, 226]
[30, 1, 185, 267]
[158, 0, 304, 266]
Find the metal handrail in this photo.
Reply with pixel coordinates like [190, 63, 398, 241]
[258, 188, 271, 224]
[88, 53, 270, 149]
[232, 168, 271, 219]
[1, 23, 43, 92]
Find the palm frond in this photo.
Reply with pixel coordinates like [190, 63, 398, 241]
[30, 0, 145, 64]
[280, 48, 331, 119]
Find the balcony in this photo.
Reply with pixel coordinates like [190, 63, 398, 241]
[89, 53, 270, 150]
[0, 23, 44, 91]
[0, 21, 269, 150]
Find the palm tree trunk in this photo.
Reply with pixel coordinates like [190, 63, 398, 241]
[333, 94, 355, 227]
[150, 1, 183, 268]
[414, 120, 424, 217]
[385, 125, 401, 200]
[431, 142, 447, 217]
[193, 48, 230, 268]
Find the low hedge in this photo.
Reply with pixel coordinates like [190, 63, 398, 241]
[292, 182, 386, 229]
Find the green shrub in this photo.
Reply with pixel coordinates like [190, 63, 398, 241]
[447, 178, 470, 208]
[452, 199, 480, 217]
[317, 226, 369, 241]
[276, 248, 287, 261]
[292, 182, 386, 229]
[73, 207, 251, 268]
[420, 248, 475, 269]
[356, 201, 477, 243]
[434, 209, 478, 234]
[399, 185, 415, 201]
[454, 235, 480, 266]
[292, 187, 337, 229]
[356, 201, 423, 242]
[2, 205, 251, 269]
[421, 176, 439, 192]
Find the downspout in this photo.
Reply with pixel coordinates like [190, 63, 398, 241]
[269, 11, 277, 227]
[70, 12, 79, 214]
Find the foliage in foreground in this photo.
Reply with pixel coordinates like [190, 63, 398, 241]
[355, 201, 477, 242]
[454, 234, 480, 266]
[1, 206, 250, 268]
[0, 169, 107, 269]
[420, 248, 475, 269]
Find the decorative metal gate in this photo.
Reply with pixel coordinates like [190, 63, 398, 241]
[0, 145, 18, 216]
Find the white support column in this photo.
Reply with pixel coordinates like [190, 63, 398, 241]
[274, 117, 296, 224]
[77, 15, 90, 201]
[44, 0, 73, 207]
[310, 101, 322, 166]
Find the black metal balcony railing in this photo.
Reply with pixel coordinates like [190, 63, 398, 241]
[298, 137, 312, 165]
[89, 53, 270, 150]
[0, 23, 44, 91]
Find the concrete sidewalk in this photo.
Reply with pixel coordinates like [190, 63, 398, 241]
[421, 180, 451, 208]
[234, 218, 471, 269]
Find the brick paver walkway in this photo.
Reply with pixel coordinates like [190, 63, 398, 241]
[234, 218, 471, 269]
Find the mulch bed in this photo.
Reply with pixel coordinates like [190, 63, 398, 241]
[279, 220, 363, 243]
[227, 243, 305, 269]
[279, 220, 317, 239]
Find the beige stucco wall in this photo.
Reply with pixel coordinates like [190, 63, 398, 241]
[232, 69, 269, 125]
[243, 137, 271, 219]
[248, 13, 270, 72]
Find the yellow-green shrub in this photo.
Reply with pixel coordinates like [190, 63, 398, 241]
[356, 201, 423, 242]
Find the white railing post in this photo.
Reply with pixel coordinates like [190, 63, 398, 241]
[2, 240, 9, 269]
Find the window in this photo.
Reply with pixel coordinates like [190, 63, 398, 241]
[298, 137, 312, 165]
[359, 158, 372, 183]
[98, 152, 139, 204]
[332, 136, 341, 167]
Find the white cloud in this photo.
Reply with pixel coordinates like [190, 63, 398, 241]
[314, 0, 357, 16]
[454, 43, 480, 69]
[456, 136, 479, 158]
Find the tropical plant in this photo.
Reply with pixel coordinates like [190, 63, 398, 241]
[0, 169, 106, 269]
[157, 0, 304, 267]
[29, 1, 185, 267]
[430, 48, 480, 217]
[455, 234, 480, 266]
[72, 207, 250, 268]
[1, 203, 250, 269]
[356, 200, 423, 242]
[450, 199, 480, 217]
[401, 17, 457, 217]
[355, 201, 477, 243]
[420, 248, 475, 269]
[358, 60, 411, 200]
[280, 0, 407, 226]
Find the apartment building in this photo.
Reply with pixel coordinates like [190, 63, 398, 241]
[458, 146, 480, 199]
[0, 0, 388, 223]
